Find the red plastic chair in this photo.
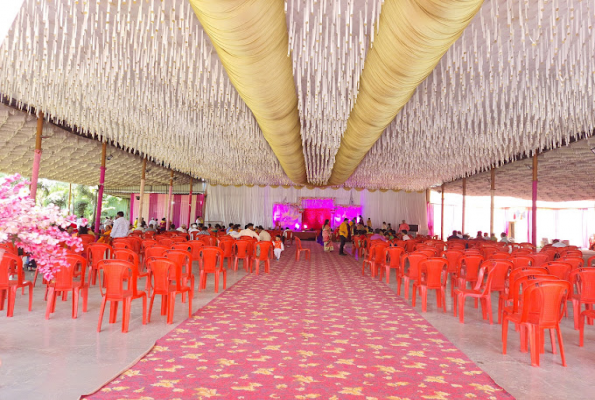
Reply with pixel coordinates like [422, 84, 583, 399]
[78, 234, 96, 245]
[586, 255, 595, 268]
[580, 308, 595, 346]
[373, 243, 391, 280]
[543, 261, 572, 281]
[86, 243, 113, 285]
[198, 235, 217, 247]
[97, 260, 147, 333]
[0, 252, 33, 317]
[510, 256, 533, 269]
[187, 241, 205, 268]
[443, 249, 464, 296]
[199, 247, 226, 292]
[113, 241, 132, 251]
[165, 250, 195, 299]
[400, 253, 428, 299]
[147, 258, 193, 324]
[233, 240, 252, 272]
[568, 268, 595, 330]
[253, 241, 273, 275]
[503, 280, 570, 367]
[489, 252, 512, 260]
[562, 257, 584, 271]
[45, 254, 88, 319]
[218, 240, 235, 269]
[172, 243, 192, 253]
[144, 245, 169, 261]
[412, 258, 447, 312]
[171, 236, 188, 243]
[528, 253, 549, 267]
[295, 238, 311, 261]
[383, 247, 404, 284]
[454, 261, 509, 324]
[114, 249, 151, 294]
[455, 254, 485, 293]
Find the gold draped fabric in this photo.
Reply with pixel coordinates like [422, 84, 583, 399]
[189, 0, 306, 184]
[327, 0, 483, 186]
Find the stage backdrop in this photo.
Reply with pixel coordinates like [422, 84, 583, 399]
[205, 185, 428, 232]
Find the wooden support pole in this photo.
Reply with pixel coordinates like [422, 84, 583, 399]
[490, 168, 495, 236]
[30, 112, 44, 201]
[166, 170, 174, 230]
[94, 142, 107, 234]
[532, 153, 538, 246]
[462, 178, 466, 234]
[138, 157, 147, 227]
[441, 183, 445, 241]
[187, 177, 193, 229]
[68, 183, 72, 213]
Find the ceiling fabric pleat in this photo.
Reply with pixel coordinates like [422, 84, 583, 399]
[327, 0, 483, 186]
[189, 0, 307, 184]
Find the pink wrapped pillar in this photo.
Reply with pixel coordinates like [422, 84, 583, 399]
[94, 143, 107, 234]
[187, 177, 193, 228]
[30, 112, 44, 201]
[166, 171, 174, 229]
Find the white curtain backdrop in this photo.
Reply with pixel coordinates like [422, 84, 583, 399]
[205, 185, 427, 231]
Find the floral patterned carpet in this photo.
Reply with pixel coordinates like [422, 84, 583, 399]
[84, 242, 512, 400]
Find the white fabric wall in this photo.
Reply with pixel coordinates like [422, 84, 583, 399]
[205, 185, 427, 230]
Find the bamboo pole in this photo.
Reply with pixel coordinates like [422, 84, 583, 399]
[30, 112, 44, 201]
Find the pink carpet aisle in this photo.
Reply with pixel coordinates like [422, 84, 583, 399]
[83, 243, 512, 400]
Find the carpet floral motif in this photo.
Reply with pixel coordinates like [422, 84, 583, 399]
[85, 243, 512, 400]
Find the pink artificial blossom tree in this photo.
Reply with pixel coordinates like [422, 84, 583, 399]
[0, 174, 84, 280]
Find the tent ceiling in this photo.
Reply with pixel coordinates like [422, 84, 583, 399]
[0, 0, 593, 194]
[444, 137, 595, 202]
[0, 104, 190, 188]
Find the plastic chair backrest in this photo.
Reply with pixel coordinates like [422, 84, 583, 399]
[0, 252, 24, 286]
[373, 245, 388, 264]
[562, 257, 584, 270]
[460, 254, 485, 281]
[386, 247, 404, 267]
[200, 247, 223, 273]
[443, 249, 464, 272]
[234, 240, 250, 258]
[171, 236, 188, 243]
[145, 245, 169, 259]
[78, 234, 96, 244]
[569, 268, 595, 302]
[148, 258, 182, 293]
[172, 243, 193, 252]
[402, 253, 428, 280]
[157, 238, 174, 247]
[87, 243, 113, 266]
[114, 249, 140, 272]
[53, 254, 87, 291]
[484, 260, 513, 292]
[165, 250, 192, 277]
[542, 261, 572, 280]
[510, 256, 533, 269]
[97, 260, 133, 298]
[521, 280, 571, 326]
[489, 252, 511, 260]
[419, 257, 447, 287]
[219, 240, 234, 257]
[255, 241, 273, 261]
[113, 242, 132, 250]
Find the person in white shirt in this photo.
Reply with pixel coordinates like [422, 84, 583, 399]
[552, 239, 568, 248]
[238, 223, 260, 241]
[401, 230, 411, 241]
[177, 225, 187, 233]
[76, 215, 85, 230]
[110, 211, 129, 239]
[257, 226, 272, 241]
[188, 223, 199, 233]
[229, 225, 242, 238]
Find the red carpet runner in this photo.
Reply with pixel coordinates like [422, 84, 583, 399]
[85, 242, 512, 399]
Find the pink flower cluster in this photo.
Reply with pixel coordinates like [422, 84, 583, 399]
[0, 174, 84, 280]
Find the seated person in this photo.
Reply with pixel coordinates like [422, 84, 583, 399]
[196, 225, 210, 235]
[401, 230, 411, 241]
[499, 232, 510, 243]
[369, 229, 387, 242]
[177, 224, 188, 233]
[447, 230, 459, 240]
[552, 239, 567, 248]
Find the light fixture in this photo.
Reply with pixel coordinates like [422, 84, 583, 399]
[106, 154, 113, 161]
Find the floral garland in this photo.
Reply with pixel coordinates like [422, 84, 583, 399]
[0, 174, 83, 280]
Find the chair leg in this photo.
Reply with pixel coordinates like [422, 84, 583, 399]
[161, 295, 167, 315]
[223, 270, 227, 289]
[122, 298, 131, 333]
[7, 287, 17, 317]
[580, 313, 585, 347]
[27, 284, 33, 311]
[188, 291, 193, 318]
[502, 316, 509, 354]
[45, 287, 56, 320]
[148, 295, 155, 323]
[458, 295, 466, 323]
[573, 299, 580, 330]
[420, 287, 427, 312]
[167, 293, 175, 324]
[556, 325, 566, 366]
[109, 301, 118, 323]
[72, 288, 79, 319]
[142, 296, 147, 325]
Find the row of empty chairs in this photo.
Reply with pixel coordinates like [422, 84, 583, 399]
[358, 236, 595, 367]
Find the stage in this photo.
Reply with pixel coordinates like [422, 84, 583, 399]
[292, 230, 320, 241]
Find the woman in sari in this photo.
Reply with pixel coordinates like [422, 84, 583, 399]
[322, 219, 333, 252]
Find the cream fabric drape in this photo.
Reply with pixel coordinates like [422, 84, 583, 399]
[327, 0, 483, 186]
[205, 184, 427, 231]
[189, 0, 306, 184]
